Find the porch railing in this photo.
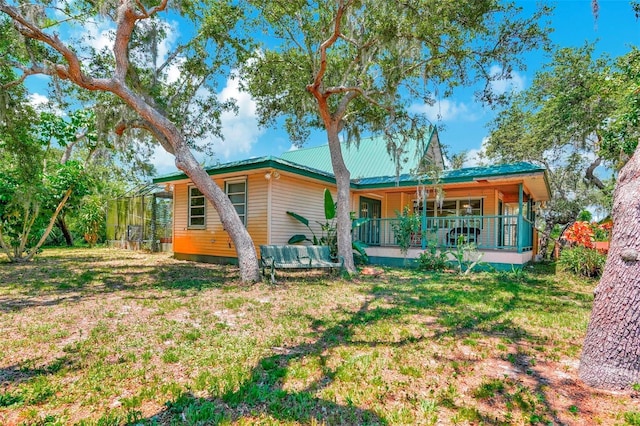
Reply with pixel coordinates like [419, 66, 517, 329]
[355, 215, 534, 252]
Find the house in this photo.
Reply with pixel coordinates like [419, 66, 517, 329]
[152, 129, 550, 269]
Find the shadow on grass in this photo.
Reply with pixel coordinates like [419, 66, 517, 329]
[378, 269, 590, 424]
[0, 249, 596, 424]
[0, 252, 232, 313]
[0, 354, 79, 389]
[137, 294, 399, 425]
[134, 269, 585, 425]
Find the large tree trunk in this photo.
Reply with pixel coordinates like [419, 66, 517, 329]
[56, 215, 74, 246]
[537, 217, 556, 260]
[579, 143, 640, 389]
[326, 124, 356, 274]
[172, 143, 261, 282]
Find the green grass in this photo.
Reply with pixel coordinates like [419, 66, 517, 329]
[0, 248, 630, 425]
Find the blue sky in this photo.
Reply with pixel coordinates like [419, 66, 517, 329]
[23, 1, 640, 176]
[156, 0, 638, 176]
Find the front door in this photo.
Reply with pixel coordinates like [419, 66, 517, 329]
[359, 197, 381, 245]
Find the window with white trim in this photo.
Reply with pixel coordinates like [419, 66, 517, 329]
[414, 199, 484, 228]
[225, 179, 247, 225]
[188, 186, 206, 228]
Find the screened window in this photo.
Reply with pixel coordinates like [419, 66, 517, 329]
[225, 179, 247, 225]
[414, 199, 483, 228]
[188, 186, 206, 228]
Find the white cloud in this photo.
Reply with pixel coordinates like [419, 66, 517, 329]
[165, 57, 184, 84]
[463, 137, 490, 167]
[207, 76, 264, 159]
[83, 20, 115, 53]
[288, 144, 299, 151]
[410, 99, 474, 122]
[490, 65, 526, 95]
[151, 146, 177, 176]
[28, 93, 66, 116]
[28, 93, 49, 108]
[150, 75, 264, 173]
[155, 21, 179, 67]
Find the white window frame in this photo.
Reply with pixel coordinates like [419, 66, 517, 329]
[225, 178, 247, 226]
[414, 198, 484, 228]
[188, 185, 206, 229]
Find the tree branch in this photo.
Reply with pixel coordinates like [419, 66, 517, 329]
[0, 62, 48, 88]
[585, 156, 606, 190]
[0, 1, 113, 91]
[115, 119, 175, 155]
[25, 188, 73, 261]
[307, 0, 349, 94]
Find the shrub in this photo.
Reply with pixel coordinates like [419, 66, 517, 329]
[559, 246, 607, 277]
[417, 246, 449, 272]
[564, 221, 594, 248]
[391, 206, 420, 256]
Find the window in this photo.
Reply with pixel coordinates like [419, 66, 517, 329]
[188, 186, 206, 228]
[225, 179, 247, 225]
[414, 198, 484, 228]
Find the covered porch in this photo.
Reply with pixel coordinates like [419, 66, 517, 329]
[350, 164, 549, 267]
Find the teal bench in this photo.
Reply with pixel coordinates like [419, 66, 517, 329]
[259, 245, 343, 282]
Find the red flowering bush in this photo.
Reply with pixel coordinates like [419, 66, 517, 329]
[564, 221, 612, 249]
[560, 220, 610, 278]
[564, 221, 595, 248]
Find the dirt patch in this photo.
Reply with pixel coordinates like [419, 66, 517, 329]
[0, 248, 637, 425]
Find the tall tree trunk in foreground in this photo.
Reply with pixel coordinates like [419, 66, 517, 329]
[579, 142, 640, 389]
[326, 123, 356, 274]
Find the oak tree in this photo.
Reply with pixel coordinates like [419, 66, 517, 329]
[579, 47, 640, 389]
[0, 0, 261, 281]
[485, 45, 620, 258]
[244, 0, 550, 273]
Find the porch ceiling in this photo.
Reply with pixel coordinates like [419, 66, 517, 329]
[471, 174, 550, 202]
[356, 173, 550, 202]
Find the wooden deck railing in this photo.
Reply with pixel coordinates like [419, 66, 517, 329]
[354, 215, 534, 252]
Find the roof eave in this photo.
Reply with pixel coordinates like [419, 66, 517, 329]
[152, 157, 337, 185]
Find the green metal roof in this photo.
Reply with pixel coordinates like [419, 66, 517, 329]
[151, 134, 549, 199]
[280, 128, 441, 179]
[153, 156, 337, 184]
[154, 156, 547, 191]
[352, 161, 549, 189]
[352, 161, 551, 201]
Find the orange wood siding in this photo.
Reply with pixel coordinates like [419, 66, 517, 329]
[385, 193, 402, 217]
[171, 171, 524, 258]
[270, 175, 337, 245]
[360, 187, 499, 218]
[172, 173, 268, 257]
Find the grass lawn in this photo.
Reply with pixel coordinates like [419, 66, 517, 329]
[0, 247, 638, 425]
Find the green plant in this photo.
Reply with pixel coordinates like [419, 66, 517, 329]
[473, 378, 506, 399]
[625, 411, 640, 426]
[77, 195, 105, 247]
[391, 206, 420, 257]
[498, 265, 529, 283]
[450, 235, 484, 275]
[0, 390, 24, 407]
[417, 234, 449, 271]
[559, 246, 607, 277]
[287, 188, 369, 263]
